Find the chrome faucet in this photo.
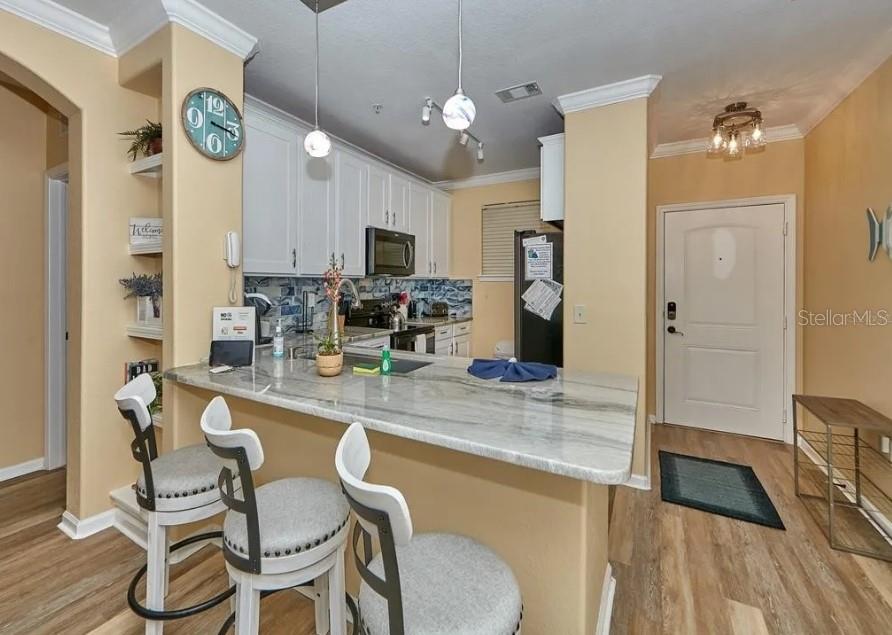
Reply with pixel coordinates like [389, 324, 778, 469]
[330, 278, 362, 349]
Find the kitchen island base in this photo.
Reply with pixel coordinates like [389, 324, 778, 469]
[171, 385, 614, 634]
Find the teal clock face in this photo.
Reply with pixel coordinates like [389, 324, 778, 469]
[181, 88, 244, 161]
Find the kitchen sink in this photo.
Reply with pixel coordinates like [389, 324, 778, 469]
[302, 352, 432, 374]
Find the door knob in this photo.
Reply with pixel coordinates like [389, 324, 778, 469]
[667, 326, 684, 336]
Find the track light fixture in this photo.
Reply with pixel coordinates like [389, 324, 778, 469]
[421, 96, 486, 161]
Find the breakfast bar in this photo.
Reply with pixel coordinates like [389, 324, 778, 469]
[165, 346, 638, 633]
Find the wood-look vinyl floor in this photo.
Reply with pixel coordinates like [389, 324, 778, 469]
[610, 423, 892, 634]
[2, 423, 891, 634]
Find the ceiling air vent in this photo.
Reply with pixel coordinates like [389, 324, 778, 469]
[495, 82, 542, 104]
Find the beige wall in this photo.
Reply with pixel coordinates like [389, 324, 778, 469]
[0, 83, 47, 469]
[647, 140, 806, 417]
[449, 179, 540, 357]
[564, 98, 650, 478]
[1, 10, 163, 516]
[804, 56, 892, 465]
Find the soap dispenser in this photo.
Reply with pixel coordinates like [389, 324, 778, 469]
[272, 319, 285, 358]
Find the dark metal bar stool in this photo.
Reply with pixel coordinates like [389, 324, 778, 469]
[335, 422, 524, 635]
[114, 374, 238, 635]
[201, 396, 351, 634]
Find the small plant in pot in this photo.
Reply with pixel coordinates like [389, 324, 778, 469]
[119, 120, 163, 161]
[315, 331, 343, 377]
[120, 272, 163, 325]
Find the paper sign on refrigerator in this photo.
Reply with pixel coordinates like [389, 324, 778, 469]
[524, 243, 553, 280]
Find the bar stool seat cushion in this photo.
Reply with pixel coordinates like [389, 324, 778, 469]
[358, 533, 523, 635]
[223, 478, 350, 559]
[136, 444, 236, 509]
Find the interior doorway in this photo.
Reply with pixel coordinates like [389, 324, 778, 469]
[45, 165, 68, 469]
[656, 196, 796, 442]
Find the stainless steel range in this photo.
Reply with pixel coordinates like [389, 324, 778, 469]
[345, 299, 435, 354]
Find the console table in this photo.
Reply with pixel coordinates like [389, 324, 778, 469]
[792, 395, 892, 561]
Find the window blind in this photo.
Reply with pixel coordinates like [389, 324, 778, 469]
[481, 200, 548, 277]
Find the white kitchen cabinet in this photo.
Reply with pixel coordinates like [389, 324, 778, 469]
[409, 184, 431, 277]
[430, 191, 450, 277]
[453, 334, 471, 358]
[434, 324, 454, 356]
[539, 133, 565, 223]
[334, 149, 368, 277]
[243, 111, 300, 275]
[389, 174, 410, 233]
[368, 165, 390, 229]
[298, 152, 333, 275]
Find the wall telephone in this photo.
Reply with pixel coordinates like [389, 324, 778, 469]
[225, 231, 241, 303]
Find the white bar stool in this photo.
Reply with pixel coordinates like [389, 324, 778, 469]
[114, 374, 238, 635]
[335, 422, 524, 635]
[200, 396, 350, 635]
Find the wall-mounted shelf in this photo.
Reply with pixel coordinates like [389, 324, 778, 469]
[129, 243, 163, 255]
[126, 323, 163, 340]
[129, 153, 163, 178]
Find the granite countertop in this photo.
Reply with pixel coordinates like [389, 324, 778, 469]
[166, 347, 638, 485]
[406, 316, 472, 327]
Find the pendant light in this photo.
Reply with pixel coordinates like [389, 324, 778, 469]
[304, 0, 331, 158]
[442, 0, 476, 131]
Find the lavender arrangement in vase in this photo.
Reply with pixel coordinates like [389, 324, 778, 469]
[120, 272, 163, 325]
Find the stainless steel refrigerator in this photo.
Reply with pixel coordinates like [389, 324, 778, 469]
[514, 230, 563, 366]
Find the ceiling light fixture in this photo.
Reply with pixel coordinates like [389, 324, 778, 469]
[421, 97, 487, 161]
[304, 0, 331, 158]
[441, 0, 476, 131]
[706, 102, 766, 160]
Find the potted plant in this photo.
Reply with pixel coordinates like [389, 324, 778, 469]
[315, 331, 343, 377]
[120, 272, 163, 324]
[119, 121, 163, 161]
[149, 371, 163, 417]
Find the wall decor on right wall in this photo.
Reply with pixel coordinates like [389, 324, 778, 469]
[865, 205, 892, 261]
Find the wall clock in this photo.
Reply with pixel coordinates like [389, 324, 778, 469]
[181, 88, 244, 161]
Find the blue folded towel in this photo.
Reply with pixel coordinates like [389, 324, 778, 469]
[467, 358, 557, 382]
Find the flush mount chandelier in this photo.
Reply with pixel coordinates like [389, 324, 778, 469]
[706, 102, 766, 159]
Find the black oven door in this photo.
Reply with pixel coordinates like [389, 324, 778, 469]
[367, 228, 415, 276]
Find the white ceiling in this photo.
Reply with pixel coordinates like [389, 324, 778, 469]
[50, 0, 892, 182]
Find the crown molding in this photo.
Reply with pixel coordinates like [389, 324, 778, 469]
[2, 0, 257, 60]
[0, 0, 115, 56]
[435, 167, 541, 191]
[554, 75, 662, 116]
[650, 124, 803, 159]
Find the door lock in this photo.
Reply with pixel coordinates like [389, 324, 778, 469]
[667, 326, 684, 336]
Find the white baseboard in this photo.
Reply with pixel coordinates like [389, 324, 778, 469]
[596, 563, 616, 635]
[57, 509, 116, 539]
[0, 457, 46, 482]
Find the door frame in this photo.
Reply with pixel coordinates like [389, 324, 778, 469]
[45, 163, 68, 469]
[655, 194, 797, 444]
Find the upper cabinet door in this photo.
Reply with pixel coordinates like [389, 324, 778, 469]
[389, 174, 411, 233]
[298, 152, 333, 276]
[334, 150, 368, 277]
[408, 185, 431, 277]
[243, 111, 300, 275]
[539, 133, 565, 222]
[430, 191, 451, 278]
[368, 165, 390, 229]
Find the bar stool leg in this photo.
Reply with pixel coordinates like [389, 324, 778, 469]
[235, 577, 261, 635]
[314, 570, 330, 635]
[163, 533, 171, 598]
[145, 514, 167, 635]
[328, 544, 347, 635]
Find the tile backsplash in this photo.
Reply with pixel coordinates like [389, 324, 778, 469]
[244, 276, 473, 332]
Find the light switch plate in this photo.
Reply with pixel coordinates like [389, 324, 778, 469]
[573, 305, 587, 324]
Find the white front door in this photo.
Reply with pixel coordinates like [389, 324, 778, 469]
[663, 203, 786, 440]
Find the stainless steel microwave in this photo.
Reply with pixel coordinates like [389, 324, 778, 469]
[366, 228, 415, 276]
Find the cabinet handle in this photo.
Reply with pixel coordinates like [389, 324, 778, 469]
[434, 262, 437, 274]
[392, 212, 397, 226]
[292, 248, 297, 269]
[340, 253, 345, 268]
[385, 210, 390, 224]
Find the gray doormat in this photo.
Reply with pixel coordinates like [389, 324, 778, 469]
[659, 451, 785, 530]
